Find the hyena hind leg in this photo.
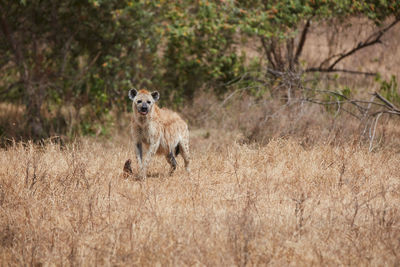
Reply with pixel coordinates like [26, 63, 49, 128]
[179, 141, 190, 173]
[166, 152, 177, 176]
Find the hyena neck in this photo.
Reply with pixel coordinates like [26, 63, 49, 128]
[136, 114, 148, 125]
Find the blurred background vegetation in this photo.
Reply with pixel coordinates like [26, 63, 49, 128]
[0, 0, 399, 142]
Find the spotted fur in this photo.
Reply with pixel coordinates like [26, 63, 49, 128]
[128, 88, 190, 179]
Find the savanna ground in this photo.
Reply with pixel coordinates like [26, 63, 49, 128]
[1, 126, 400, 266]
[1, 20, 400, 266]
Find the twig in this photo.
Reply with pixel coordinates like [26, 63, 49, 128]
[305, 68, 376, 76]
[266, 67, 284, 77]
[373, 92, 398, 110]
[369, 112, 383, 152]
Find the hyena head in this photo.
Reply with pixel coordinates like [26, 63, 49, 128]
[128, 88, 160, 116]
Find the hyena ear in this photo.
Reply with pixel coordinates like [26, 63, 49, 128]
[151, 91, 160, 102]
[128, 89, 137, 100]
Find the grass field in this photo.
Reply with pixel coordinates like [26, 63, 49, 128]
[1, 126, 399, 266]
[1, 17, 400, 267]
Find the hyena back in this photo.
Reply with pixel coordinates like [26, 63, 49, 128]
[126, 88, 190, 179]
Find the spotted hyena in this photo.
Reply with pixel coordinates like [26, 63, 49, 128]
[124, 88, 190, 179]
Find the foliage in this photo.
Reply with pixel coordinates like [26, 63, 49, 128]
[160, 1, 246, 102]
[0, 0, 162, 138]
[0, 0, 399, 139]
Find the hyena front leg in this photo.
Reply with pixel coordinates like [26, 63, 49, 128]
[135, 142, 143, 168]
[140, 141, 159, 179]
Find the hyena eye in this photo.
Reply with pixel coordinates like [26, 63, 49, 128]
[137, 100, 142, 104]
[146, 101, 151, 104]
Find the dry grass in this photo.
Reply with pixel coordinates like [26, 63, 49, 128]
[1, 17, 400, 266]
[1, 126, 399, 266]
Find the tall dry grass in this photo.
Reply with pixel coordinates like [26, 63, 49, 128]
[1, 17, 400, 266]
[0, 125, 399, 265]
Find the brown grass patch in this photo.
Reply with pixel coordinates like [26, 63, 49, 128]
[1, 17, 400, 266]
[0, 130, 399, 265]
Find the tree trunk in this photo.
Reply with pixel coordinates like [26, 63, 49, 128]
[25, 82, 46, 139]
[1, 9, 46, 140]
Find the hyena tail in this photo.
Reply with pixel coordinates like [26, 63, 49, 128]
[175, 144, 180, 156]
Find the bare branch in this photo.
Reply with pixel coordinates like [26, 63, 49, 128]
[306, 18, 400, 75]
[294, 17, 312, 65]
[271, 38, 284, 70]
[267, 68, 284, 77]
[329, 18, 399, 69]
[301, 84, 400, 120]
[305, 68, 376, 76]
[303, 98, 362, 119]
[286, 37, 294, 69]
[372, 92, 398, 110]
[302, 86, 366, 111]
[260, 37, 277, 69]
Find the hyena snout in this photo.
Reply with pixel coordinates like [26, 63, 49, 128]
[136, 101, 152, 115]
[139, 103, 148, 113]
